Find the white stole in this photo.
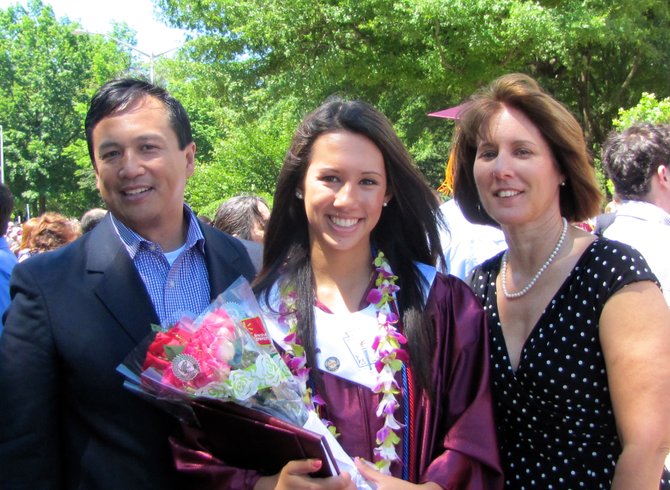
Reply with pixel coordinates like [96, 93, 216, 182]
[262, 262, 437, 389]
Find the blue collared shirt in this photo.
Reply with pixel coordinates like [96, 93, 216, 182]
[110, 206, 211, 326]
[0, 236, 18, 332]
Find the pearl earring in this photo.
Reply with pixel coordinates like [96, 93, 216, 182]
[383, 202, 388, 207]
[295, 190, 303, 199]
[560, 181, 566, 187]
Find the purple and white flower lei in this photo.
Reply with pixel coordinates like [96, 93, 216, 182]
[279, 250, 407, 475]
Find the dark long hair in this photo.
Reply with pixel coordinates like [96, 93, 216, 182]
[253, 98, 443, 395]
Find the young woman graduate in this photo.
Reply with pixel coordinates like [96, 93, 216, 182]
[172, 98, 503, 490]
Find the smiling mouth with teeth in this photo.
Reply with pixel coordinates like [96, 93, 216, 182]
[330, 216, 359, 227]
[497, 190, 520, 198]
[124, 188, 151, 196]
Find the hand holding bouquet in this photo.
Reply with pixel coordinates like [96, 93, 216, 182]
[117, 276, 306, 426]
[117, 277, 370, 484]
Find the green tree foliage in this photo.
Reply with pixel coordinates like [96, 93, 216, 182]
[0, 0, 136, 217]
[156, 0, 670, 200]
[185, 96, 299, 216]
[2, 0, 668, 218]
[613, 92, 670, 129]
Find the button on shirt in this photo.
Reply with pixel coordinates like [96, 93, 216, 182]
[111, 207, 211, 326]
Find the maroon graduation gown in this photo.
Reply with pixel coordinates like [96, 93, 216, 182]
[170, 272, 503, 489]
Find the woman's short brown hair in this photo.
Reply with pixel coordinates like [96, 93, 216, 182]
[453, 73, 602, 226]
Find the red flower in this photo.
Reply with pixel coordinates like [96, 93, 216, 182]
[157, 309, 237, 390]
[142, 317, 195, 371]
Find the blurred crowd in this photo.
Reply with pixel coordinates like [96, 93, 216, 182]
[5, 209, 104, 262]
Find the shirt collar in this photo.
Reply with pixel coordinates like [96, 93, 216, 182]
[616, 200, 670, 227]
[110, 205, 205, 259]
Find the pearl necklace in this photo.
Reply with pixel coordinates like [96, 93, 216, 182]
[501, 217, 568, 299]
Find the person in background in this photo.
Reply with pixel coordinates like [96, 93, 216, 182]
[80, 207, 108, 234]
[600, 123, 670, 305]
[436, 145, 506, 279]
[213, 194, 270, 271]
[453, 72, 670, 488]
[197, 214, 213, 226]
[172, 98, 503, 489]
[439, 199, 507, 279]
[16, 216, 38, 262]
[0, 184, 17, 331]
[0, 78, 256, 489]
[16, 211, 81, 262]
[5, 221, 22, 255]
[213, 194, 271, 244]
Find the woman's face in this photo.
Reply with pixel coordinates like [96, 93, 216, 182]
[473, 105, 564, 228]
[300, 130, 389, 257]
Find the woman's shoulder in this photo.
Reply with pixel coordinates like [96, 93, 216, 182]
[572, 237, 659, 295]
[425, 270, 489, 352]
[579, 237, 654, 272]
[416, 262, 476, 297]
[464, 250, 504, 293]
[472, 250, 504, 273]
[434, 268, 476, 292]
[589, 235, 646, 255]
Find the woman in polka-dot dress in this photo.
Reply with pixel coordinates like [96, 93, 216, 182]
[452, 73, 670, 489]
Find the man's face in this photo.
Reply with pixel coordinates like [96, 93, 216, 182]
[91, 96, 195, 244]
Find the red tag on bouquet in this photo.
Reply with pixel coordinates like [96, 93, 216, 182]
[242, 317, 271, 345]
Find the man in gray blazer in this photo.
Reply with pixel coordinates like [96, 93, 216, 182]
[0, 79, 256, 489]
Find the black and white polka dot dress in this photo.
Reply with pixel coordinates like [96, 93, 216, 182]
[470, 239, 670, 489]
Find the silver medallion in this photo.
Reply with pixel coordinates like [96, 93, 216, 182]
[172, 353, 200, 382]
[324, 356, 340, 372]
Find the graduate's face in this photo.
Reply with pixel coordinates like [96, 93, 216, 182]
[300, 130, 389, 257]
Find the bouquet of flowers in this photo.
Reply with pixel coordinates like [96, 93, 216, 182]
[117, 276, 306, 427]
[118, 276, 371, 486]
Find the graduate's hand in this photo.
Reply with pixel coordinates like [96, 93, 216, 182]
[255, 459, 355, 490]
[354, 457, 442, 490]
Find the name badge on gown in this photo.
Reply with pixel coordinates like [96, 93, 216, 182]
[313, 304, 380, 390]
[261, 261, 437, 392]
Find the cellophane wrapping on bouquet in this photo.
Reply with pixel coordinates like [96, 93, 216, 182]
[117, 276, 307, 428]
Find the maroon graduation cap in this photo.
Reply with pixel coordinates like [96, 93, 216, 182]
[428, 103, 468, 120]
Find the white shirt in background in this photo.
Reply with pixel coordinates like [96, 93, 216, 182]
[439, 199, 507, 280]
[602, 200, 670, 306]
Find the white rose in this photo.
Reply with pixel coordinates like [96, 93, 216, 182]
[254, 352, 288, 386]
[228, 369, 260, 400]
